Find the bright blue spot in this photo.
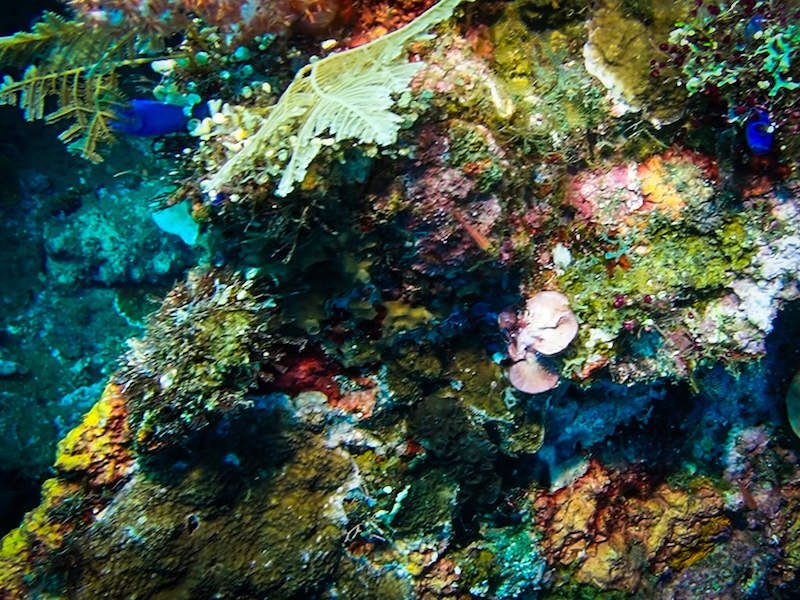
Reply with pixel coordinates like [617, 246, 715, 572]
[745, 109, 774, 155]
[111, 99, 190, 136]
[744, 14, 764, 40]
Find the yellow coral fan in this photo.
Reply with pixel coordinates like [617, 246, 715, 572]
[207, 0, 471, 198]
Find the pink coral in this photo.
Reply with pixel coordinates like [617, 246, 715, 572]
[508, 356, 560, 394]
[68, 0, 343, 39]
[505, 291, 577, 394]
[515, 291, 578, 356]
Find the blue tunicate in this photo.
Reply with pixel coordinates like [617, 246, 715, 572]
[745, 14, 765, 40]
[223, 452, 241, 467]
[232, 46, 251, 61]
[107, 9, 125, 26]
[745, 109, 774, 155]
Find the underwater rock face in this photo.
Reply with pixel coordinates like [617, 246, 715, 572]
[3, 0, 800, 597]
[532, 460, 730, 590]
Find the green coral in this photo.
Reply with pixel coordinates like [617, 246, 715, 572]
[583, 0, 689, 122]
[559, 212, 758, 378]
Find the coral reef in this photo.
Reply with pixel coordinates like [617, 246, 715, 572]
[3, 0, 800, 598]
[665, 0, 800, 162]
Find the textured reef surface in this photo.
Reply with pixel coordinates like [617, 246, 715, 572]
[1, 0, 800, 598]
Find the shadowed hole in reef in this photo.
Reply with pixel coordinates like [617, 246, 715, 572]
[593, 299, 800, 473]
[136, 394, 299, 487]
[0, 0, 63, 35]
[765, 299, 800, 408]
[0, 472, 40, 535]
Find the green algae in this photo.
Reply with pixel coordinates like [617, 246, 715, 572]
[384, 343, 444, 405]
[120, 269, 278, 451]
[558, 212, 758, 376]
[391, 469, 458, 537]
[542, 582, 636, 600]
[448, 347, 508, 419]
[490, 12, 608, 161]
[409, 387, 501, 512]
[447, 120, 506, 192]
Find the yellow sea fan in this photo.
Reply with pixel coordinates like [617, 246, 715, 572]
[207, 0, 470, 198]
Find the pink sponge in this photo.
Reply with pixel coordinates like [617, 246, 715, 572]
[506, 291, 578, 394]
[508, 356, 561, 394]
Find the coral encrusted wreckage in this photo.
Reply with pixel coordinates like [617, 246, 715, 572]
[2, 0, 800, 598]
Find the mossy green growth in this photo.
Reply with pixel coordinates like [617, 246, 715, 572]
[457, 547, 502, 595]
[392, 469, 458, 537]
[541, 581, 635, 600]
[500, 417, 546, 456]
[489, 8, 607, 161]
[384, 343, 444, 405]
[120, 268, 278, 450]
[331, 557, 411, 600]
[114, 285, 170, 327]
[352, 448, 410, 499]
[52, 437, 353, 599]
[448, 347, 508, 420]
[447, 120, 505, 193]
[558, 212, 757, 375]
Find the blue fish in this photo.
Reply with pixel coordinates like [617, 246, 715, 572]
[745, 109, 774, 155]
[112, 99, 209, 136]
